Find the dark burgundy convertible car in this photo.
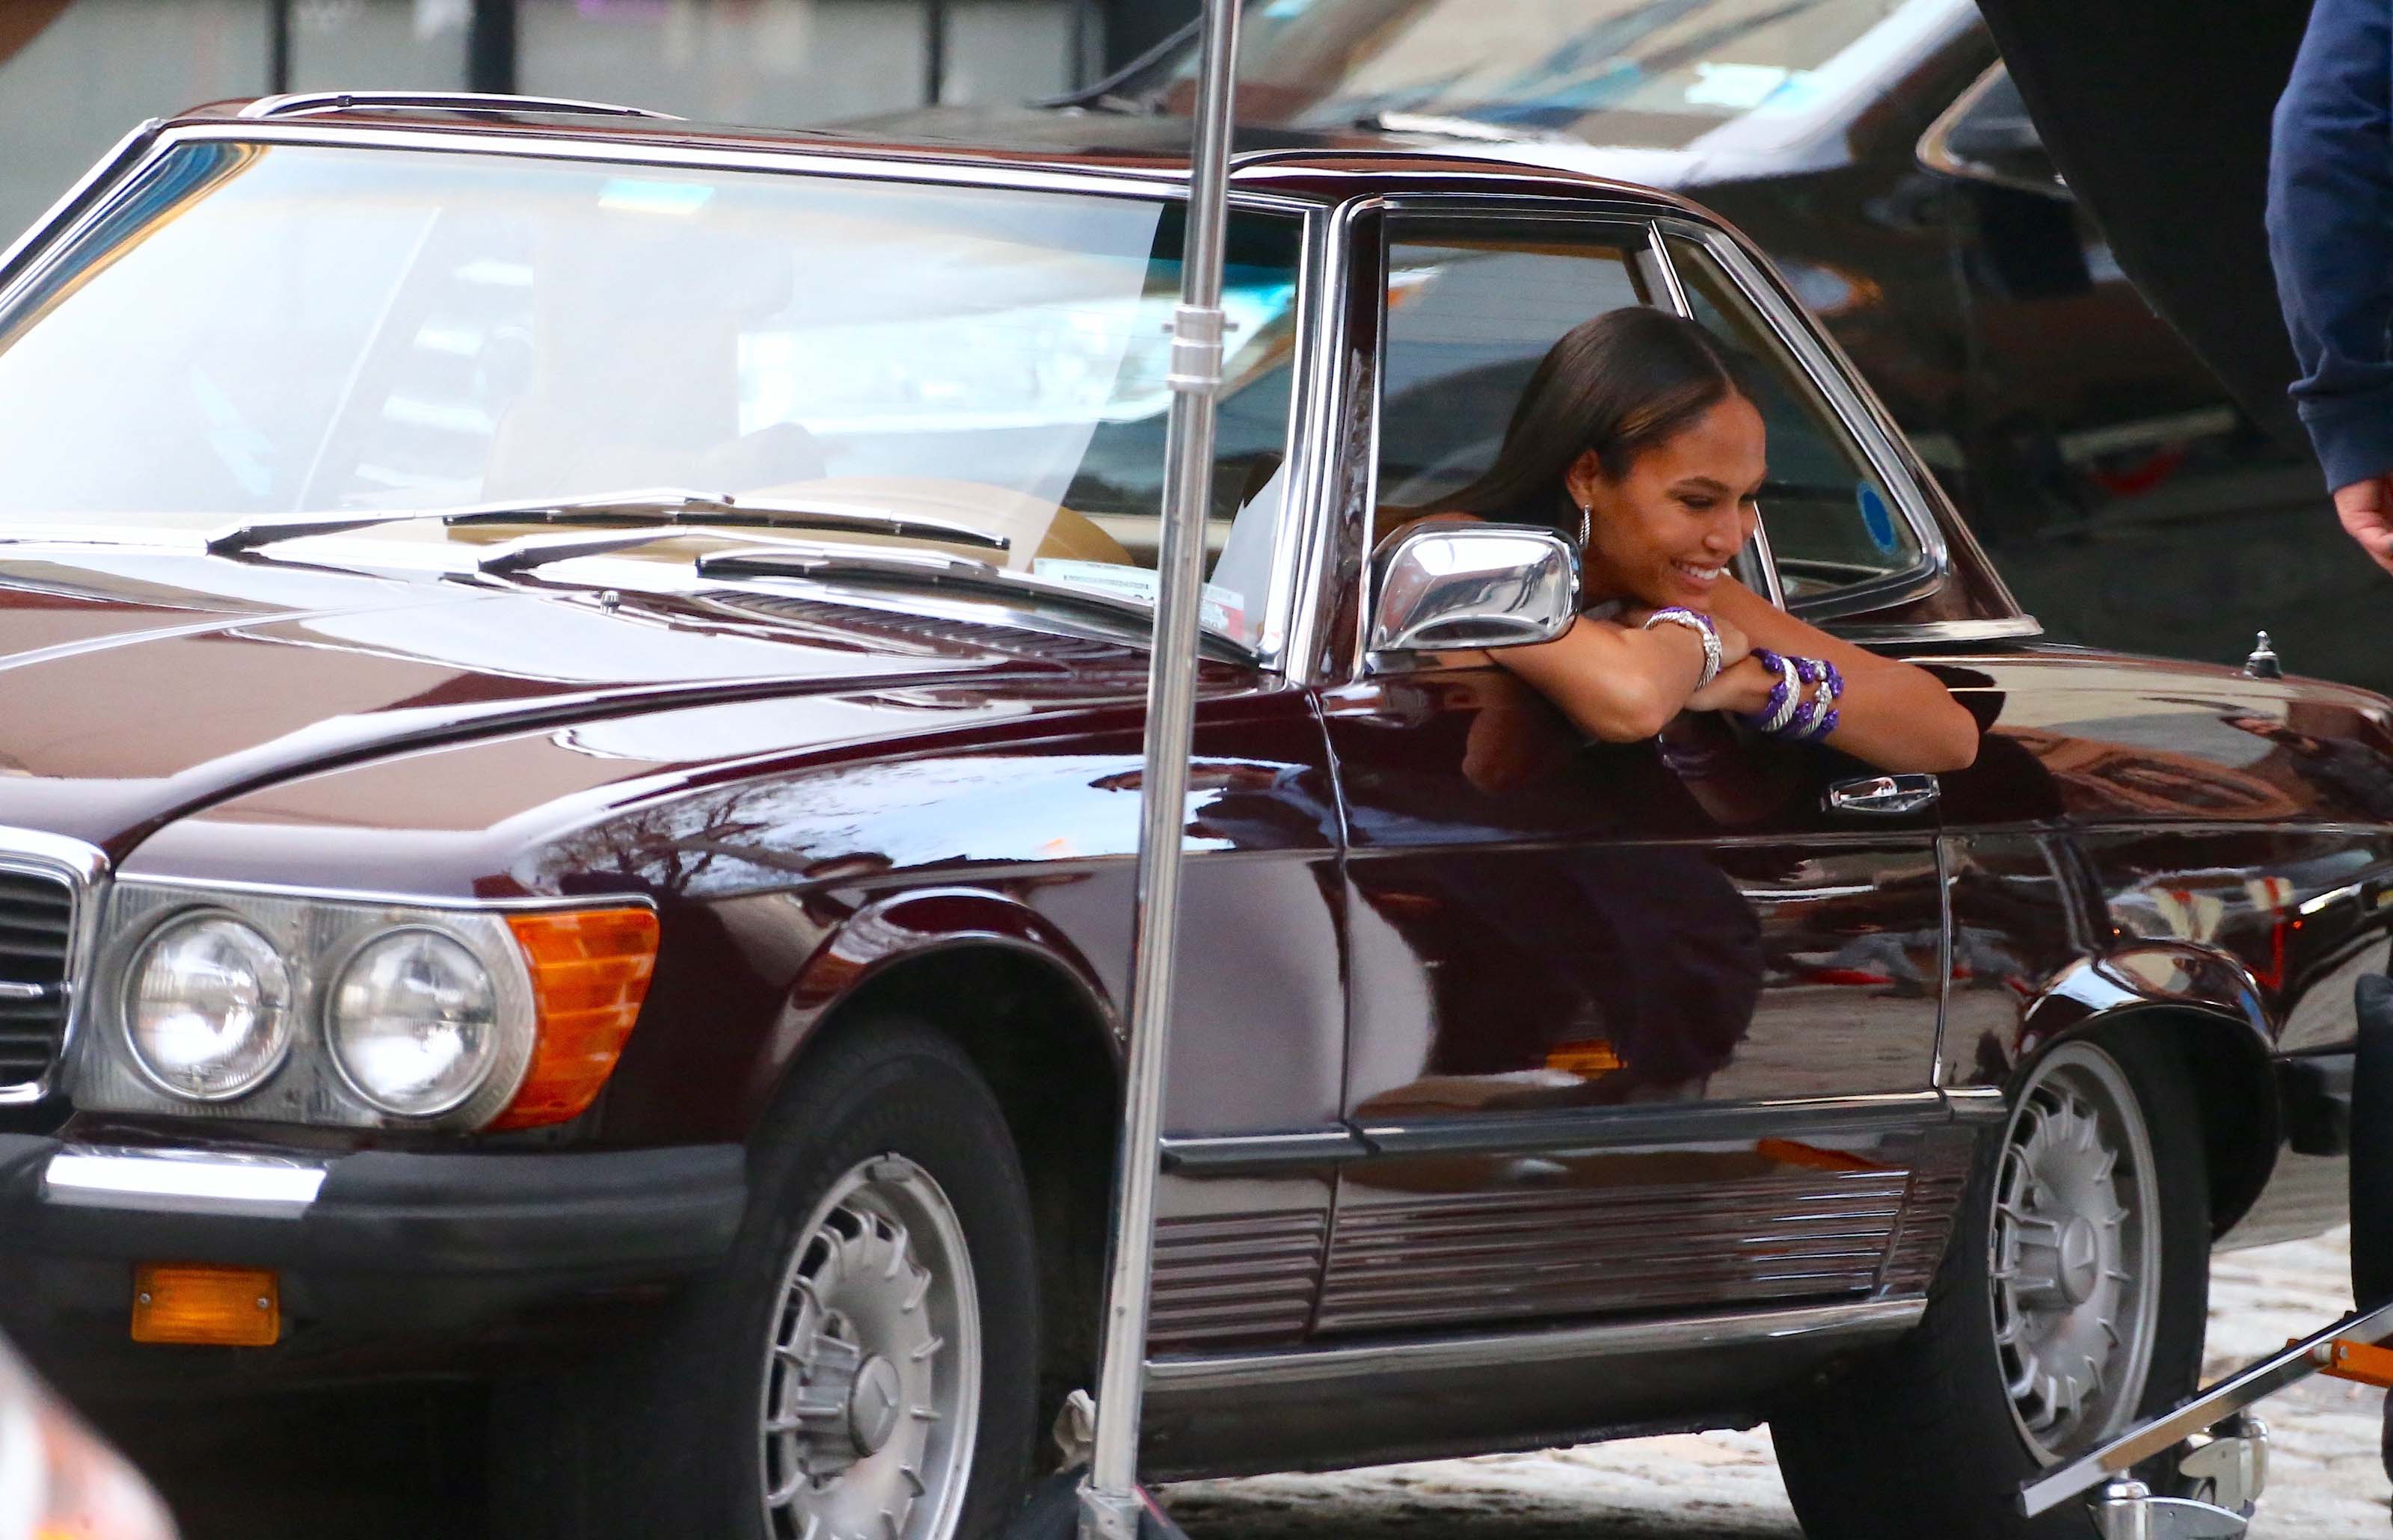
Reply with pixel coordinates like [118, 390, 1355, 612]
[0, 93, 2380, 1540]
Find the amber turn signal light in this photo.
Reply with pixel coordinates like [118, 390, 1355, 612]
[490, 906, 660, 1130]
[130, 1263, 280, 1346]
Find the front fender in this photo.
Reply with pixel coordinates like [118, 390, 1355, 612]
[736, 884, 1122, 1129]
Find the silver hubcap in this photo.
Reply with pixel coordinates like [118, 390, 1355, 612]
[1989, 1041, 2161, 1461]
[759, 1155, 982, 1540]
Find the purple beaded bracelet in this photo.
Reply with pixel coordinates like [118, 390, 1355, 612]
[1743, 650, 1843, 742]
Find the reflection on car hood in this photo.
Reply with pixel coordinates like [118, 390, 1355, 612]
[0, 546, 1146, 854]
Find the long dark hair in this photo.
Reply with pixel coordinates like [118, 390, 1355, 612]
[1437, 307, 1753, 538]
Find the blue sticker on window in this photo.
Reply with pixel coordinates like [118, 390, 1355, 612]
[1857, 482, 1897, 555]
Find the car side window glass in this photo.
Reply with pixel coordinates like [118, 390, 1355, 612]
[1662, 232, 1923, 603]
[1377, 221, 1658, 520]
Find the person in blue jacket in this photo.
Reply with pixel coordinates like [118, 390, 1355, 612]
[2269, 0, 2393, 576]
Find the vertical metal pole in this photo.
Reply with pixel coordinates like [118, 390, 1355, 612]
[1076, 0, 1239, 1536]
[268, 0, 292, 93]
[467, 0, 518, 96]
[924, 0, 949, 105]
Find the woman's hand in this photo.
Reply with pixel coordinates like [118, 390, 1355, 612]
[1684, 652, 1778, 716]
[1704, 581, 1979, 772]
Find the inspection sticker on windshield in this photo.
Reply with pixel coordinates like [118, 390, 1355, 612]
[1033, 559, 1245, 637]
[1858, 483, 1899, 555]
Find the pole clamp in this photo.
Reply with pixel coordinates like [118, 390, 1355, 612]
[1167, 304, 1226, 394]
[1075, 1484, 1143, 1540]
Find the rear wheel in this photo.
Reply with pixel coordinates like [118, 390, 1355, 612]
[1772, 1029, 2209, 1538]
[493, 1020, 1039, 1540]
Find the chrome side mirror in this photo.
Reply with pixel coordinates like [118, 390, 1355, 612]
[1368, 521, 1579, 653]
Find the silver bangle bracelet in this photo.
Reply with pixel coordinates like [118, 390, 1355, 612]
[1759, 653, 1803, 733]
[1640, 607, 1721, 689]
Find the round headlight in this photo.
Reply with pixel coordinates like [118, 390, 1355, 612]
[328, 928, 500, 1117]
[125, 915, 294, 1100]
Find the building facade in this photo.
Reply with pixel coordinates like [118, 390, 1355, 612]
[0, 0, 1196, 242]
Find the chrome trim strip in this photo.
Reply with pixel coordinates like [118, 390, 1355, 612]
[1917, 64, 2068, 202]
[240, 90, 679, 122]
[157, 120, 1321, 203]
[1146, 1296, 1924, 1393]
[0, 119, 160, 291]
[44, 1145, 328, 1216]
[1644, 218, 1692, 314]
[1356, 1089, 1951, 1158]
[1261, 203, 1335, 681]
[0, 826, 108, 1108]
[112, 873, 656, 913]
[1931, 837, 1956, 1089]
[1946, 1086, 2011, 1122]
[1159, 1129, 1371, 1173]
[0, 122, 1320, 371]
[1837, 615, 2046, 647]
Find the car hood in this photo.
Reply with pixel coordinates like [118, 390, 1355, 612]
[1973, 0, 2308, 451]
[0, 543, 1143, 857]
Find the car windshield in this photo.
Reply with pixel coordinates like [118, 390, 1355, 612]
[1138, 0, 1950, 149]
[0, 141, 1305, 648]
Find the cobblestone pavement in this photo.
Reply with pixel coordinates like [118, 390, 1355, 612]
[1160, 1230, 2392, 1538]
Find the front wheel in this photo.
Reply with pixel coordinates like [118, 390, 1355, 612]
[1772, 1029, 2210, 1538]
[494, 1020, 1041, 1540]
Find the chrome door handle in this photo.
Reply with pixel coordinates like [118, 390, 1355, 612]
[1825, 773, 1940, 816]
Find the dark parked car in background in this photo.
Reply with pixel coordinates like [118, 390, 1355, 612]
[858, 0, 2368, 694]
[0, 93, 2378, 1540]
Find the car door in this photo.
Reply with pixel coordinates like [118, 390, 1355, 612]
[1316, 205, 1973, 1339]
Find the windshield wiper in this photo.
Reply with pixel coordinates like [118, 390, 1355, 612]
[205, 487, 1010, 557]
[694, 541, 1247, 654]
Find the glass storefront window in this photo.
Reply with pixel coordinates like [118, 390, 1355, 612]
[0, 0, 269, 244]
[288, 0, 471, 93]
[520, 0, 936, 125]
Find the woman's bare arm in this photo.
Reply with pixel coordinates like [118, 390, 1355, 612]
[1692, 579, 1978, 772]
[1488, 612, 1739, 742]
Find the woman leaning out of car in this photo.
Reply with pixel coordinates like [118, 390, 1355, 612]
[1425, 307, 1978, 774]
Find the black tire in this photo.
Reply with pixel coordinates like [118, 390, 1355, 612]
[492, 1020, 1041, 1540]
[1771, 1027, 2210, 1539]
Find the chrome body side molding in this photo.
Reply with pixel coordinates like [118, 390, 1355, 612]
[1158, 1129, 1370, 1174]
[1839, 615, 2047, 647]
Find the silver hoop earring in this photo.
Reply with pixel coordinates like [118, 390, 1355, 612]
[1578, 502, 1592, 549]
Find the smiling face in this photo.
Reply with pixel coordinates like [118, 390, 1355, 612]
[1565, 392, 1766, 609]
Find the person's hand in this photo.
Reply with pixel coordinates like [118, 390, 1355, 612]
[1686, 652, 1777, 715]
[1708, 612, 1753, 669]
[2334, 475, 2393, 575]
